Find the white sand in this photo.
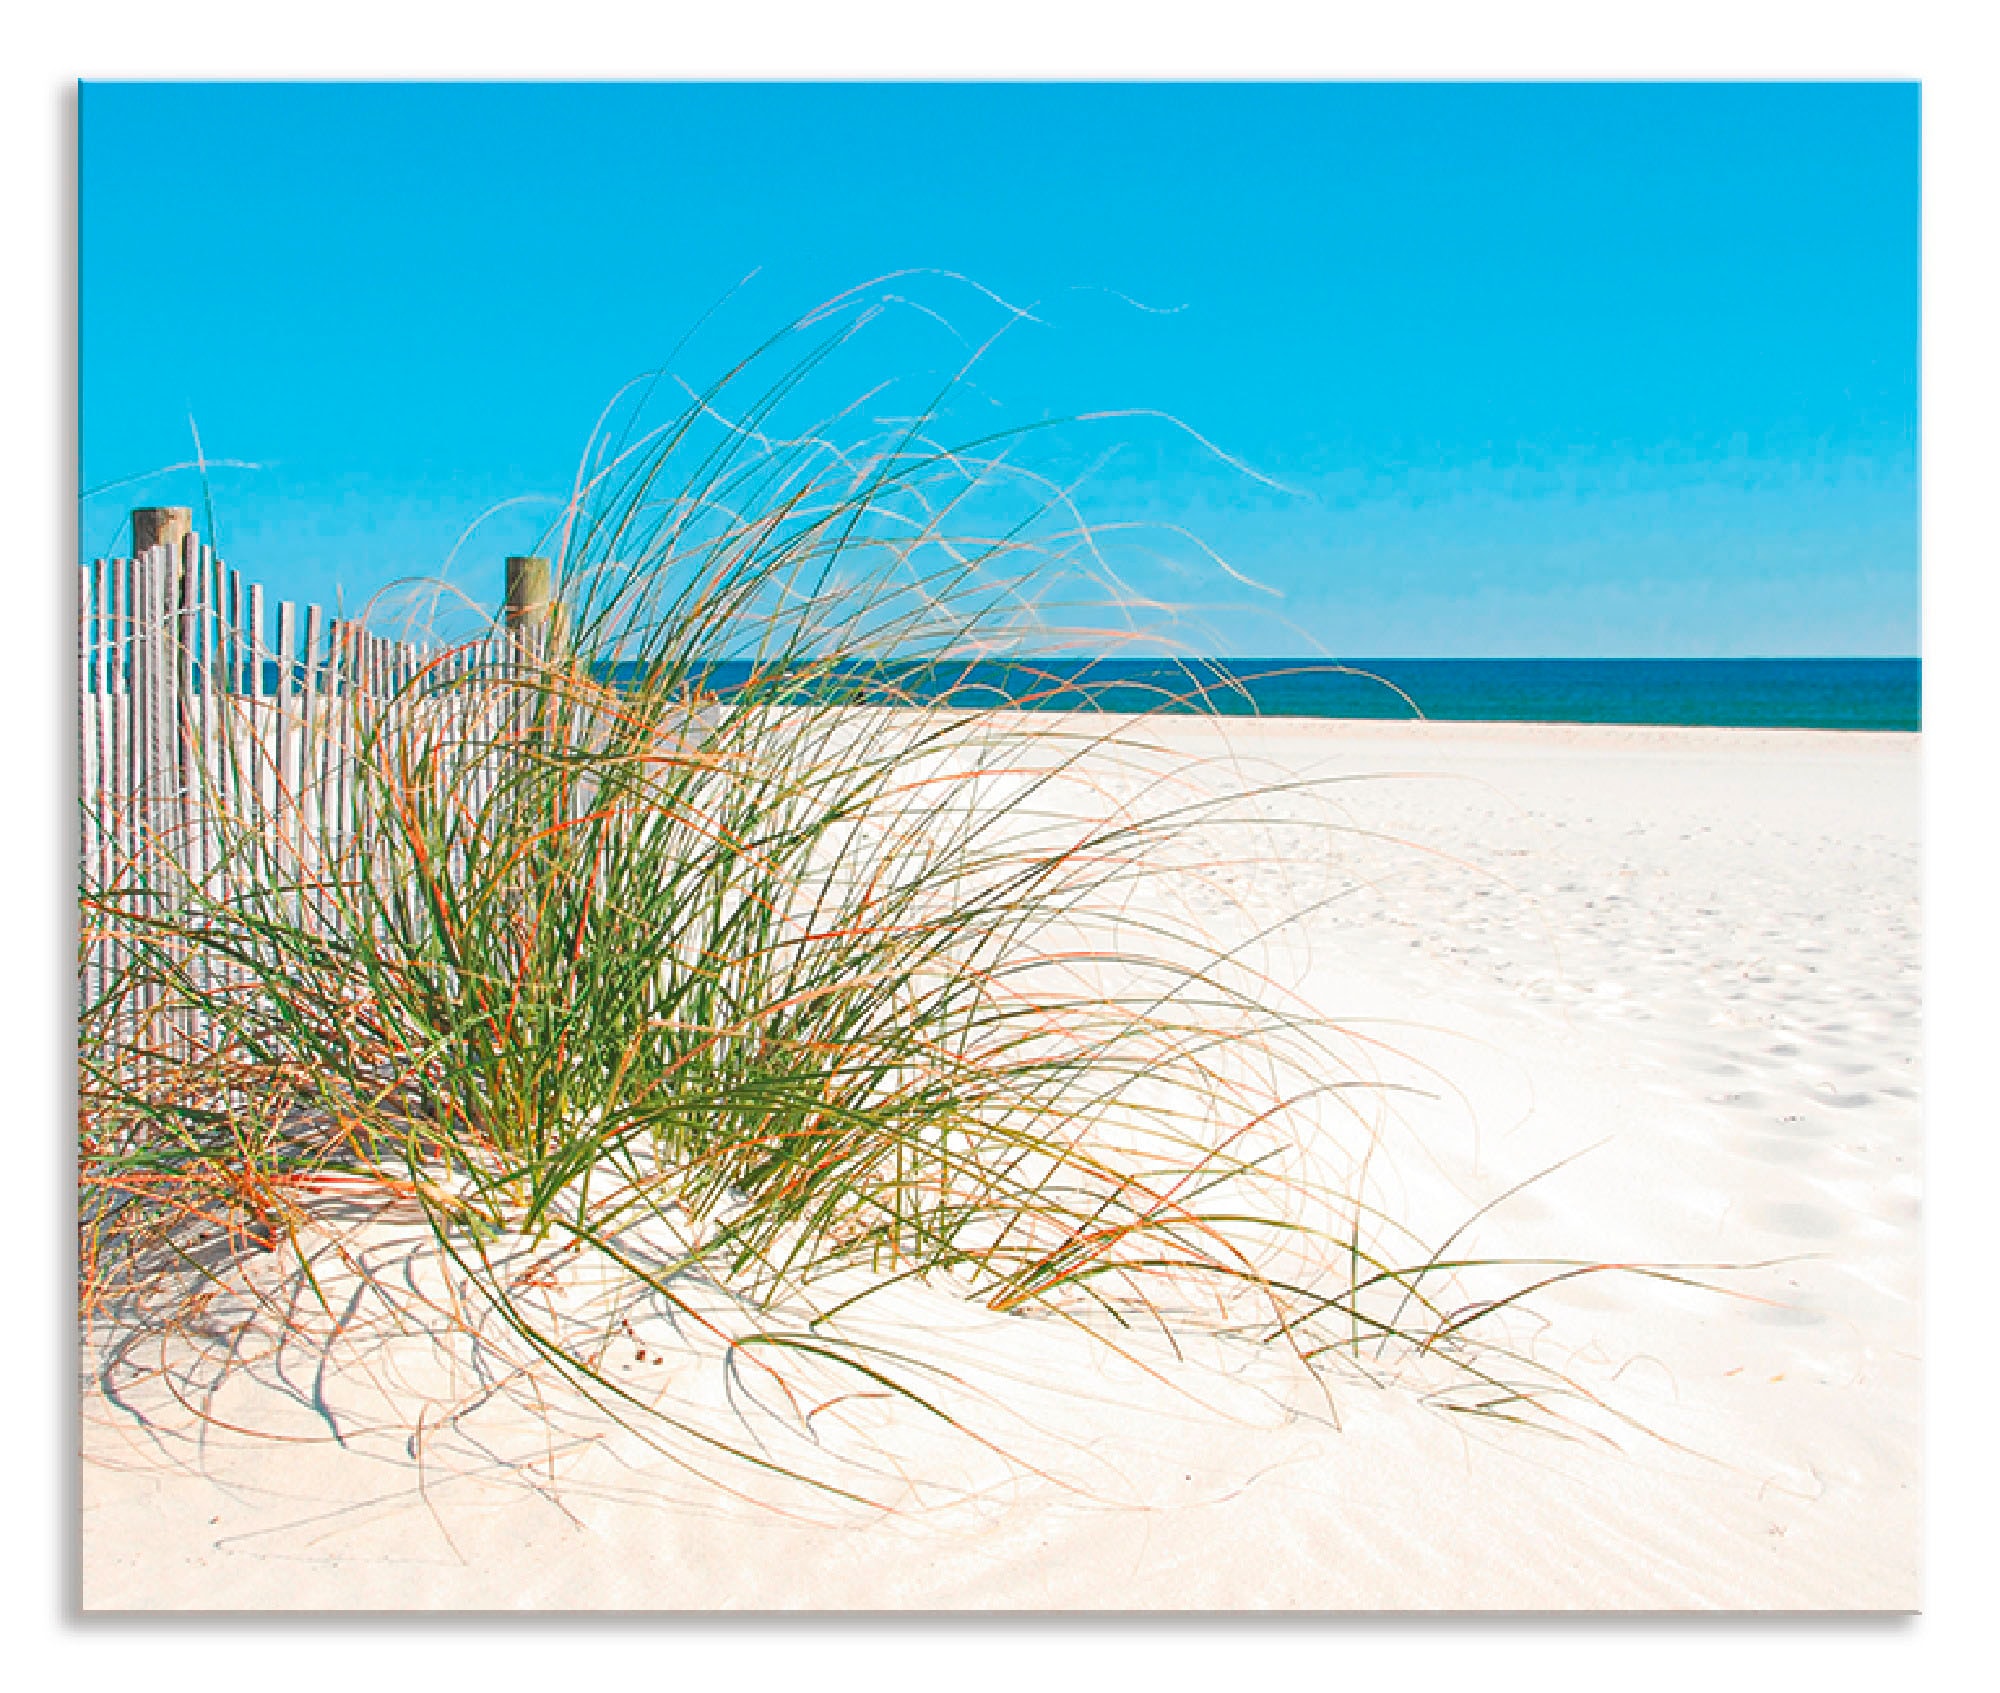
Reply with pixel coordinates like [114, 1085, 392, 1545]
[80, 717, 1921, 1610]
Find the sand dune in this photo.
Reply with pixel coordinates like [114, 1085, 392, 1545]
[80, 717, 1921, 1609]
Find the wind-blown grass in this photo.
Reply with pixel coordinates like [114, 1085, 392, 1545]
[78, 293, 1653, 1507]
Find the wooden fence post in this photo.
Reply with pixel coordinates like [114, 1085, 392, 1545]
[505, 556, 554, 632]
[132, 507, 193, 558]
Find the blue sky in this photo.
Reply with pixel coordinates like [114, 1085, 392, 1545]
[78, 81, 1919, 657]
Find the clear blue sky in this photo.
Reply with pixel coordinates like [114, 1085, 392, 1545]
[78, 82, 1919, 657]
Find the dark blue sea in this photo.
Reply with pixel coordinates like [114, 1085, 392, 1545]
[688, 657, 1921, 732]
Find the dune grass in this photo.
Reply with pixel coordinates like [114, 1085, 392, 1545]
[78, 294, 1646, 1505]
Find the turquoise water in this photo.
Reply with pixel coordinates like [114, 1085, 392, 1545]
[695, 657, 1921, 732]
[235, 654, 1917, 731]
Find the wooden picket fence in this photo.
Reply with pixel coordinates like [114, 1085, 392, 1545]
[75, 524, 540, 1080]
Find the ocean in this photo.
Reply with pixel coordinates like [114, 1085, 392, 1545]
[684, 657, 1921, 733]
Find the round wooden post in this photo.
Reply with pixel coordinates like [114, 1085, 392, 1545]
[132, 506, 193, 557]
[505, 556, 554, 629]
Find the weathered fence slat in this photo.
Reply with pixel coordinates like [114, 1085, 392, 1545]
[303, 602, 326, 859]
[277, 599, 299, 854]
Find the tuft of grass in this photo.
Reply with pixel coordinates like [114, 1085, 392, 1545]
[78, 291, 1663, 1506]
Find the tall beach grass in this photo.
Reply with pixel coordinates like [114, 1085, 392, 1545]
[78, 289, 1659, 1507]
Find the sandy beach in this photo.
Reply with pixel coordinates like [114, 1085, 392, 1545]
[79, 714, 1921, 1611]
